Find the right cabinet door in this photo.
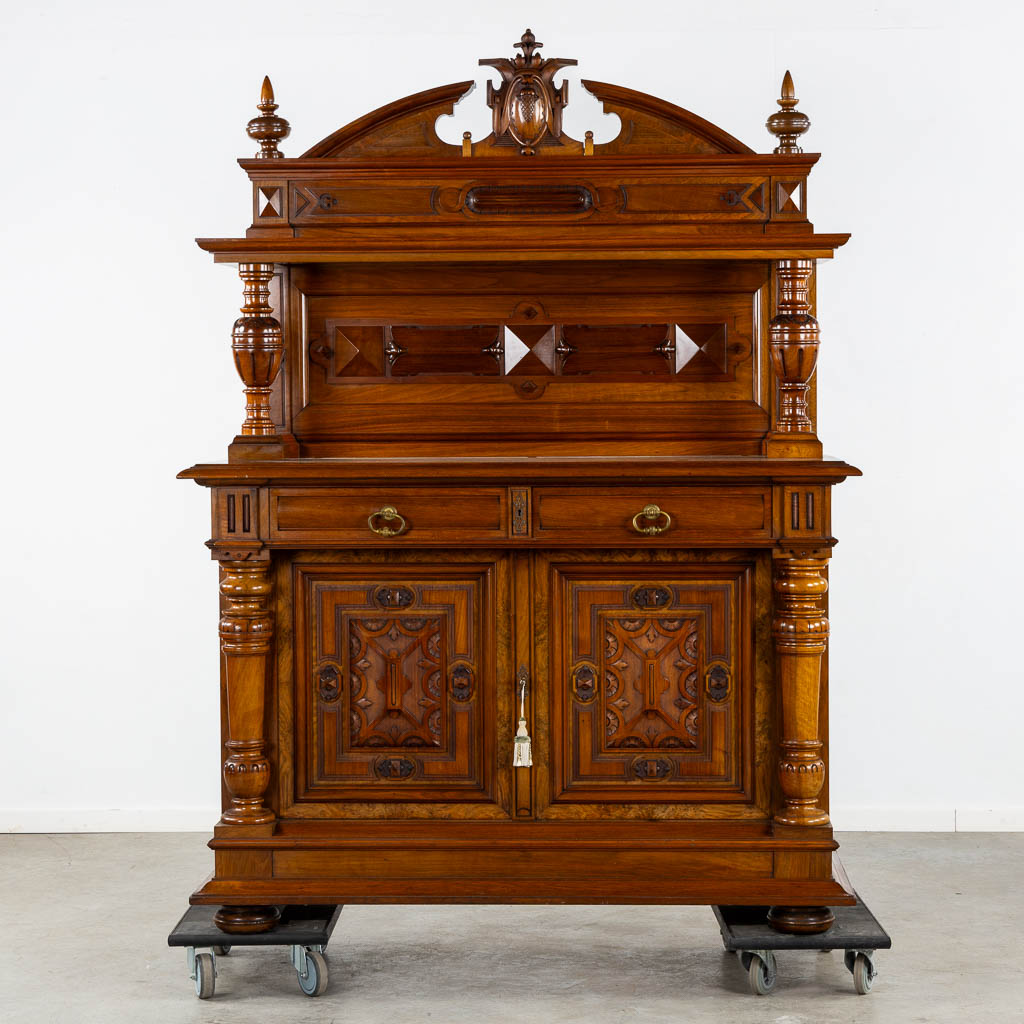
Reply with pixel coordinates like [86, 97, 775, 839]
[537, 553, 761, 817]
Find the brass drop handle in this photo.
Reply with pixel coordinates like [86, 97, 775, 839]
[631, 503, 672, 536]
[367, 505, 407, 537]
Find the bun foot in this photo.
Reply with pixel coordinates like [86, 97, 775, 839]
[214, 905, 282, 934]
[767, 905, 835, 934]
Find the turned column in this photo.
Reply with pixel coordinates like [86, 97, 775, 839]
[768, 553, 834, 934]
[766, 259, 823, 457]
[215, 559, 280, 934]
[232, 263, 283, 437]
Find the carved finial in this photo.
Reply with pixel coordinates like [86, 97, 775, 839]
[515, 28, 542, 64]
[480, 30, 577, 155]
[766, 69, 810, 154]
[246, 75, 291, 159]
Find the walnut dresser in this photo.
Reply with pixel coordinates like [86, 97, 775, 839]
[180, 29, 860, 940]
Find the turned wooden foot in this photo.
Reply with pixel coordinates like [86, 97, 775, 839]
[214, 905, 282, 934]
[767, 905, 835, 934]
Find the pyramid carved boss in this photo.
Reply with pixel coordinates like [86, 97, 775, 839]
[480, 29, 577, 155]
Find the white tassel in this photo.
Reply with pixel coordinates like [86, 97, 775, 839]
[513, 717, 533, 767]
[513, 669, 532, 768]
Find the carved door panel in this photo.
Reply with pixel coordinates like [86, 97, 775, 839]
[291, 558, 510, 813]
[537, 556, 756, 817]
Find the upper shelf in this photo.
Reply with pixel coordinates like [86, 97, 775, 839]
[198, 30, 848, 263]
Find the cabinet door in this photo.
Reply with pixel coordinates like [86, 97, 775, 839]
[537, 555, 757, 816]
[290, 558, 510, 813]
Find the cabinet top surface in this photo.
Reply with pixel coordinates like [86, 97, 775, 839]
[180, 456, 861, 486]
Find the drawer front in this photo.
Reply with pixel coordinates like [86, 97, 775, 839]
[270, 488, 508, 543]
[533, 487, 770, 544]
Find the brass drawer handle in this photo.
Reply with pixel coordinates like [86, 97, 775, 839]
[367, 506, 407, 537]
[631, 503, 672, 535]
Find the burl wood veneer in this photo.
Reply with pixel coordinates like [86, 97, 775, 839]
[180, 31, 859, 936]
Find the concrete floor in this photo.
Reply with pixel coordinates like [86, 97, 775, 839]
[0, 833, 1021, 1023]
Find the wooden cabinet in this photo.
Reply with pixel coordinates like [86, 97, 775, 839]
[182, 32, 863, 936]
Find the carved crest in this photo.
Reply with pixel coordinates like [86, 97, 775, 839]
[480, 29, 577, 155]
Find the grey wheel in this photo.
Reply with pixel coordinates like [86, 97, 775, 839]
[297, 949, 328, 997]
[194, 952, 216, 999]
[747, 951, 777, 996]
[211, 944, 231, 956]
[852, 953, 874, 995]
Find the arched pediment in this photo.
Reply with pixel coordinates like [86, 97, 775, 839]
[298, 31, 756, 160]
[580, 80, 753, 156]
[302, 81, 473, 159]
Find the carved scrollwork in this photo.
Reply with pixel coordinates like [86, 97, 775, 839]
[706, 662, 731, 703]
[630, 584, 672, 610]
[316, 663, 341, 703]
[375, 756, 416, 780]
[450, 662, 475, 702]
[571, 662, 598, 703]
[631, 756, 673, 781]
[374, 585, 414, 608]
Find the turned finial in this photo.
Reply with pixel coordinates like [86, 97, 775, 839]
[246, 76, 290, 159]
[515, 28, 543, 64]
[766, 70, 810, 154]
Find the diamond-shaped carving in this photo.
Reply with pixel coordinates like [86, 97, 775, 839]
[506, 325, 556, 375]
[672, 324, 728, 375]
[332, 329, 360, 372]
[775, 180, 803, 214]
[258, 186, 282, 218]
[322, 325, 384, 377]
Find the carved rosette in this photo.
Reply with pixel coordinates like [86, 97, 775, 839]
[232, 263, 283, 437]
[772, 557, 830, 827]
[219, 561, 275, 825]
[480, 29, 577, 155]
[769, 259, 819, 434]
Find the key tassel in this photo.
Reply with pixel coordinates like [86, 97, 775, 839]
[513, 668, 532, 768]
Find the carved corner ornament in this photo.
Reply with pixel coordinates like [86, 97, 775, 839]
[480, 29, 577, 154]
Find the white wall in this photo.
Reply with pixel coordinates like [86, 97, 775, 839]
[2, 0, 1021, 832]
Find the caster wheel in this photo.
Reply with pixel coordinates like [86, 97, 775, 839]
[747, 952, 777, 996]
[297, 949, 329, 997]
[211, 945, 231, 956]
[194, 952, 216, 999]
[852, 953, 874, 995]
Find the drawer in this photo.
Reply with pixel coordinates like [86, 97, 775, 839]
[269, 488, 508, 543]
[533, 487, 770, 544]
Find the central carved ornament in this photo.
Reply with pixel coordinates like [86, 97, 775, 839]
[602, 616, 700, 750]
[480, 29, 576, 155]
[348, 617, 445, 748]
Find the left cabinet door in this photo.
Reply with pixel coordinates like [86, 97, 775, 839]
[285, 555, 513, 816]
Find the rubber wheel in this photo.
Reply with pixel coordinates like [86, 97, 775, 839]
[853, 953, 874, 995]
[194, 952, 216, 999]
[747, 952, 777, 996]
[211, 945, 231, 956]
[297, 949, 329, 997]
